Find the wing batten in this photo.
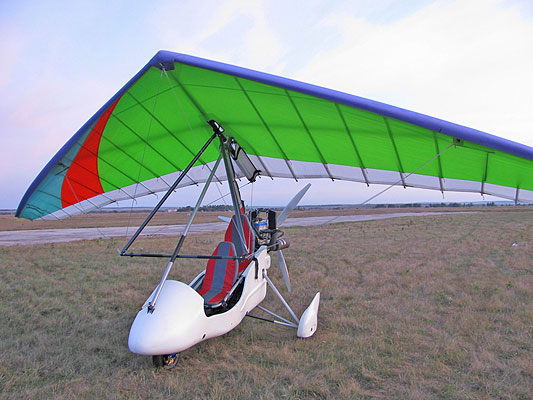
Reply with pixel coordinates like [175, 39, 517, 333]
[383, 117, 407, 187]
[432, 132, 446, 193]
[235, 77, 297, 181]
[125, 91, 199, 164]
[335, 103, 370, 186]
[285, 90, 334, 181]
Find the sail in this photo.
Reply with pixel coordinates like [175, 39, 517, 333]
[17, 50, 533, 220]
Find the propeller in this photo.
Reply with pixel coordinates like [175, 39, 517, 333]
[273, 183, 311, 292]
[218, 216, 231, 223]
[277, 183, 311, 226]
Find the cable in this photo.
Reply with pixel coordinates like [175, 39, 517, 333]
[204, 181, 252, 207]
[64, 176, 122, 254]
[321, 143, 456, 225]
[126, 69, 164, 240]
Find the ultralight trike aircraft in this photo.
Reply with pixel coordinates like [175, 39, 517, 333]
[125, 120, 320, 368]
[16, 51, 533, 369]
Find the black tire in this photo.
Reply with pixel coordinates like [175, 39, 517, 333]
[152, 355, 164, 367]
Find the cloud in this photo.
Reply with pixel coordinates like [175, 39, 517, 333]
[149, 0, 284, 72]
[295, 0, 533, 146]
[2, 0, 532, 209]
[0, 75, 117, 209]
[0, 24, 26, 90]
[148, 0, 532, 146]
[0, 57, 119, 209]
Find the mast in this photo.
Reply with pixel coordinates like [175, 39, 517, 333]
[212, 120, 248, 253]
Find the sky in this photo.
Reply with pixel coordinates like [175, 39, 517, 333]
[1, 0, 532, 210]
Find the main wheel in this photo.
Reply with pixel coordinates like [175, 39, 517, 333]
[152, 353, 180, 369]
[152, 355, 164, 367]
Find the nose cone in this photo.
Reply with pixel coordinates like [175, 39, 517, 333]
[128, 280, 206, 355]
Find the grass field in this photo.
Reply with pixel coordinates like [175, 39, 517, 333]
[0, 206, 498, 231]
[0, 210, 531, 399]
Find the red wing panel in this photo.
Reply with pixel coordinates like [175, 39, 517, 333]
[61, 97, 121, 207]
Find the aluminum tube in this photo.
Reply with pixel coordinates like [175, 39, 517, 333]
[150, 154, 222, 311]
[264, 273, 300, 324]
[257, 305, 294, 326]
[219, 135, 247, 252]
[181, 154, 222, 239]
[121, 132, 217, 254]
[148, 260, 173, 312]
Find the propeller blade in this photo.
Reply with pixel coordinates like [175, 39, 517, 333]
[218, 216, 231, 223]
[277, 183, 311, 226]
[276, 250, 291, 292]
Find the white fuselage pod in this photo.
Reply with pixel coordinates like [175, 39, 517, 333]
[128, 247, 271, 355]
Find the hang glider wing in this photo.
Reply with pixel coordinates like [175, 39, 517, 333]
[17, 50, 533, 220]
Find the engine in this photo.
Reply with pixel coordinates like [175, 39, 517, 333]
[249, 209, 290, 252]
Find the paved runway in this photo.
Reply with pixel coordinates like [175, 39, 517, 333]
[0, 212, 471, 246]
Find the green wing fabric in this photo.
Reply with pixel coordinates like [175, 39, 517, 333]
[16, 51, 533, 220]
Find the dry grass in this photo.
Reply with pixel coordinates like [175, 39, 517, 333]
[0, 211, 232, 231]
[0, 206, 504, 231]
[0, 210, 532, 399]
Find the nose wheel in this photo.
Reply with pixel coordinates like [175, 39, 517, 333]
[152, 353, 180, 369]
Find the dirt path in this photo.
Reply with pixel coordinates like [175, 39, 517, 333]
[0, 212, 474, 246]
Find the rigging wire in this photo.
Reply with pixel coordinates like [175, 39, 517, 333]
[126, 69, 164, 241]
[214, 164, 228, 207]
[118, 67, 229, 250]
[361, 143, 455, 206]
[161, 68, 228, 208]
[321, 142, 456, 225]
[205, 181, 252, 208]
[162, 68, 201, 149]
[64, 176, 122, 254]
[62, 62, 457, 245]
[139, 180, 252, 237]
[250, 181, 254, 209]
